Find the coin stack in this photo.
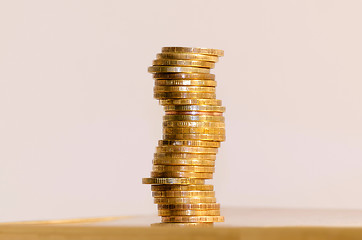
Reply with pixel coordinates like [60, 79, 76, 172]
[143, 47, 225, 226]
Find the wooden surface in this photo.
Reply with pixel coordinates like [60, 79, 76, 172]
[1, 208, 362, 240]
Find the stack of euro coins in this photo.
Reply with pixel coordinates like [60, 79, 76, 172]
[142, 47, 225, 226]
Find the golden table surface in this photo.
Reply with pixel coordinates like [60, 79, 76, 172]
[1, 208, 362, 240]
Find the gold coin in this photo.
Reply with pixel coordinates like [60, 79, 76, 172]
[158, 140, 220, 148]
[153, 158, 215, 166]
[158, 209, 220, 216]
[161, 216, 224, 223]
[164, 105, 225, 112]
[153, 73, 215, 80]
[160, 99, 222, 106]
[148, 66, 210, 74]
[152, 165, 215, 173]
[153, 59, 214, 69]
[151, 171, 213, 179]
[154, 92, 216, 99]
[163, 121, 225, 129]
[156, 146, 218, 154]
[166, 111, 223, 116]
[162, 47, 224, 57]
[154, 197, 217, 204]
[151, 185, 214, 192]
[151, 222, 214, 227]
[164, 115, 224, 122]
[163, 134, 225, 141]
[142, 178, 205, 185]
[163, 127, 225, 135]
[154, 86, 215, 93]
[155, 80, 217, 87]
[156, 52, 219, 62]
[152, 191, 215, 198]
[157, 203, 220, 210]
[154, 153, 216, 160]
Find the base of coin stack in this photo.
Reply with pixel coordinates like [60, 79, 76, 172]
[143, 47, 225, 225]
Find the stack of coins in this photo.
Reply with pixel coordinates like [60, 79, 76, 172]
[143, 47, 225, 226]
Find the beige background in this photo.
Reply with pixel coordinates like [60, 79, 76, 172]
[1, 0, 362, 222]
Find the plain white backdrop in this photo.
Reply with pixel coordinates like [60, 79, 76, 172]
[1, 0, 362, 222]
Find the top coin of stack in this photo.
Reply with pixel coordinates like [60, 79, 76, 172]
[143, 47, 225, 225]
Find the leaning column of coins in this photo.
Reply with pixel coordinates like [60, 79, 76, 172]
[142, 47, 225, 226]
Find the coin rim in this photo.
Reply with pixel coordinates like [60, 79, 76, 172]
[161, 215, 225, 223]
[148, 66, 210, 74]
[162, 47, 224, 57]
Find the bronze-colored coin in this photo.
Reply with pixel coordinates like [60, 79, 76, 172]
[148, 66, 210, 74]
[154, 197, 217, 204]
[161, 216, 224, 223]
[163, 134, 225, 141]
[163, 127, 225, 135]
[156, 146, 218, 154]
[154, 153, 216, 160]
[142, 178, 205, 185]
[155, 80, 217, 87]
[152, 165, 215, 173]
[162, 121, 225, 129]
[157, 203, 220, 210]
[162, 47, 224, 57]
[151, 185, 214, 192]
[153, 73, 215, 80]
[154, 92, 216, 99]
[158, 209, 220, 216]
[151, 222, 214, 227]
[158, 140, 220, 148]
[164, 115, 224, 122]
[152, 191, 215, 198]
[153, 59, 214, 69]
[153, 158, 215, 166]
[165, 105, 225, 112]
[151, 171, 213, 179]
[160, 99, 222, 106]
[154, 86, 215, 93]
[156, 52, 219, 62]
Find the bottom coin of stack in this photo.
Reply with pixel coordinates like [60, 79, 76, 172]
[143, 47, 225, 225]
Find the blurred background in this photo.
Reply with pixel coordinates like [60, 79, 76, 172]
[1, 0, 362, 222]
